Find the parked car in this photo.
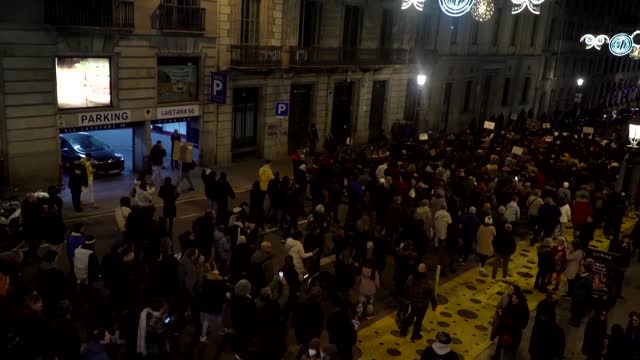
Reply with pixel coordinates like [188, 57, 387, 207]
[60, 133, 125, 175]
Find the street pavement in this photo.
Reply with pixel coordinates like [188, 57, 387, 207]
[356, 216, 636, 360]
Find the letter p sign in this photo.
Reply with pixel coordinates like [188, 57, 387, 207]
[275, 102, 289, 118]
[209, 72, 227, 104]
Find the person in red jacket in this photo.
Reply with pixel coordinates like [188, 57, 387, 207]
[572, 192, 593, 241]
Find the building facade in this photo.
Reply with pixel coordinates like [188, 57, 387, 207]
[0, 0, 566, 190]
[538, 0, 640, 115]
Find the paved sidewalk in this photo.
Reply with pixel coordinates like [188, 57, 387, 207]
[59, 157, 292, 220]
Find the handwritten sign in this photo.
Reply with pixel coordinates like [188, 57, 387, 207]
[544, 136, 554, 142]
[583, 127, 594, 134]
[419, 133, 429, 141]
[542, 123, 551, 129]
[511, 146, 524, 155]
[484, 121, 495, 130]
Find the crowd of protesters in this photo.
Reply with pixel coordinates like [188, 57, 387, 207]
[3, 112, 640, 360]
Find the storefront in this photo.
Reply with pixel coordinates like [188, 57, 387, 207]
[153, 104, 201, 163]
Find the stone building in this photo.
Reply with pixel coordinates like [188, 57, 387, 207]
[538, 0, 640, 114]
[0, 0, 567, 190]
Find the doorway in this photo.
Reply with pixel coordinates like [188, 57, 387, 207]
[369, 80, 386, 142]
[232, 87, 259, 157]
[288, 84, 313, 154]
[331, 81, 354, 144]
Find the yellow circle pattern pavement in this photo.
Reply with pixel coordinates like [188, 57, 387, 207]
[356, 215, 637, 359]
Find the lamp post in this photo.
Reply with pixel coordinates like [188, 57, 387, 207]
[620, 117, 640, 200]
[415, 74, 427, 127]
[574, 78, 585, 120]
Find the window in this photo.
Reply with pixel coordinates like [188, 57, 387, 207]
[521, 77, 531, 103]
[450, 17, 459, 45]
[463, 80, 473, 111]
[510, 15, 519, 46]
[415, 11, 431, 48]
[403, 79, 419, 123]
[530, 16, 538, 47]
[546, 19, 556, 48]
[298, 0, 322, 47]
[241, 0, 260, 44]
[157, 57, 199, 103]
[492, 8, 502, 46]
[55, 57, 111, 109]
[343, 5, 363, 48]
[379, 9, 393, 49]
[502, 78, 511, 106]
[471, 20, 479, 45]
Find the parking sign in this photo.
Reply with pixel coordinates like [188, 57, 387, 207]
[210, 72, 227, 104]
[275, 102, 289, 118]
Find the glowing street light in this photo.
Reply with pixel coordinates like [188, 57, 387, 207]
[417, 74, 427, 86]
[577, 78, 584, 87]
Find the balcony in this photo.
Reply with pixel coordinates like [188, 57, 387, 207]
[289, 47, 409, 67]
[44, 0, 134, 30]
[230, 45, 282, 68]
[158, 4, 206, 33]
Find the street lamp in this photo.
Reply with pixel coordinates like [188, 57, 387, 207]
[577, 78, 585, 87]
[417, 74, 427, 87]
[629, 117, 640, 148]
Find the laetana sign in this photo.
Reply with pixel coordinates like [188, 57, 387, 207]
[157, 105, 200, 120]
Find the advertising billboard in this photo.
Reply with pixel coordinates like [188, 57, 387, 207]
[56, 57, 111, 109]
[157, 57, 199, 103]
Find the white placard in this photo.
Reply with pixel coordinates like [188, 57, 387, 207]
[554, 132, 559, 136]
[76, 110, 132, 127]
[418, 133, 429, 141]
[511, 146, 524, 155]
[484, 121, 495, 130]
[157, 104, 200, 120]
[542, 123, 551, 129]
[544, 136, 554, 142]
[583, 126, 594, 134]
[510, 114, 517, 120]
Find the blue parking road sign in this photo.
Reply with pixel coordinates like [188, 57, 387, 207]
[210, 72, 227, 104]
[275, 102, 289, 117]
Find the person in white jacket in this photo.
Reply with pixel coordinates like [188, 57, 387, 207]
[134, 180, 155, 207]
[433, 204, 452, 248]
[504, 196, 520, 223]
[559, 201, 572, 236]
[284, 231, 317, 280]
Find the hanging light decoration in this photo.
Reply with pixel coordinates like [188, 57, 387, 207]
[609, 33, 634, 56]
[580, 34, 610, 50]
[439, 0, 474, 17]
[472, 0, 495, 22]
[630, 47, 640, 60]
[401, 0, 424, 11]
[511, 0, 545, 15]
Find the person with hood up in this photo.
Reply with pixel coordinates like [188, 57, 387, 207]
[136, 298, 168, 358]
[420, 331, 460, 360]
[476, 216, 496, 274]
[400, 263, 438, 340]
[285, 231, 318, 280]
[81, 328, 111, 360]
[300, 338, 322, 360]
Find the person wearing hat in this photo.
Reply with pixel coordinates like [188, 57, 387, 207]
[476, 216, 496, 274]
[68, 155, 88, 212]
[73, 235, 99, 286]
[420, 331, 459, 360]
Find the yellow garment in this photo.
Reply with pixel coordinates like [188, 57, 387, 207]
[81, 159, 94, 182]
[258, 165, 274, 191]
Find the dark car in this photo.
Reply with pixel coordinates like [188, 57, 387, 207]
[60, 133, 125, 175]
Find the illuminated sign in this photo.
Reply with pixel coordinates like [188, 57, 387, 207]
[511, 0, 545, 15]
[439, 0, 473, 17]
[55, 57, 111, 110]
[580, 34, 610, 50]
[609, 33, 634, 56]
[401, 0, 424, 11]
